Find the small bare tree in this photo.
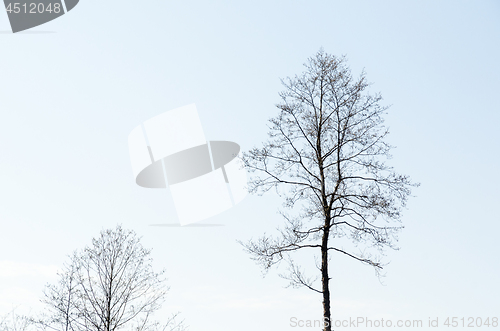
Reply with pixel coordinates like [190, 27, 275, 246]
[39, 225, 186, 331]
[1, 309, 33, 331]
[241, 50, 417, 331]
[41, 258, 79, 331]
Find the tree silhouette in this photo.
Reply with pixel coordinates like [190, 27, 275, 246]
[40, 225, 186, 331]
[241, 50, 418, 331]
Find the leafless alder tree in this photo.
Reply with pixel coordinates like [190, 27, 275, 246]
[0, 309, 33, 331]
[38, 225, 187, 331]
[241, 50, 418, 331]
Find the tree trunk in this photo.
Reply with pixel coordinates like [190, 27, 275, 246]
[321, 222, 331, 331]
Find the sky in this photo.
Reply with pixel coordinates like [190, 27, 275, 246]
[1, 0, 499, 330]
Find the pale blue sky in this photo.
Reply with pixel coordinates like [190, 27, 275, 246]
[1, 1, 499, 330]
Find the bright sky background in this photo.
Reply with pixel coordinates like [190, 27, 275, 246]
[1, 1, 499, 330]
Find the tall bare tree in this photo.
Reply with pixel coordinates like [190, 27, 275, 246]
[241, 50, 418, 331]
[39, 225, 186, 331]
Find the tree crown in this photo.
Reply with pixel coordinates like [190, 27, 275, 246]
[243, 50, 418, 274]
